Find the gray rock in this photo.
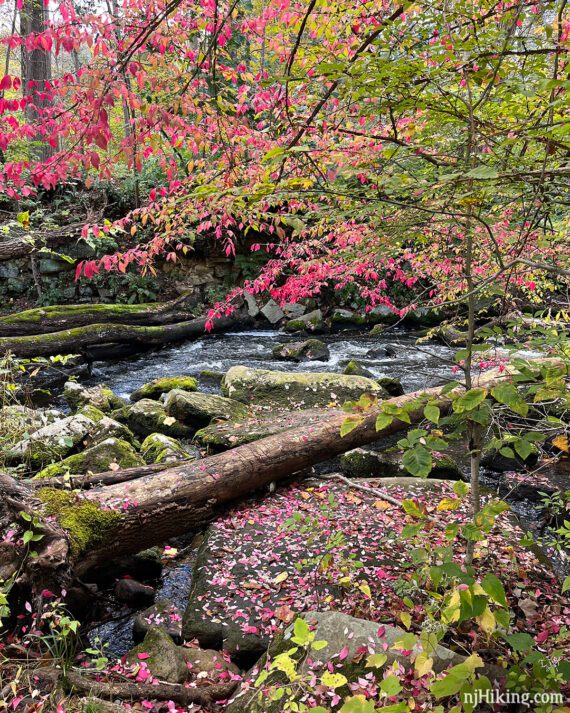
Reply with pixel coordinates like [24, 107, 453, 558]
[222, 366, 385, 409]
[342, 359, 374, 378]
[282, 303, 306, 319]
[377, 376, 404, 396]
[164, 390, 250, 428]
[272, 339, 330, 363]
[340, 447, 462, 479]
[141, 432, 200, 464]
[6, 414, 94, 467]
[133, 600, 183, 643]
[35, 437, 145, 479]
[260, 299, 285, 324]
[244, 292, 260, 318]
[64, 381, 125, 413]
[283, 309, 324, 333]
[115, 578, 156, 606]
[331, 308, 366, 328]
[119, 399, 193, 439]
[130, 376, 198, 402]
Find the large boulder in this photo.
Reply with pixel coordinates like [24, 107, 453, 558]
[331, 308, 366, 329]
[283, 309, 325, 334]
[227, 612, 463, 712]
[222, 366, 385, 409]
[164, 390, 250, 428]
[118, 398, 193, 439]
[1, 405, 63, 435]
[5, 414, 94, 467]
[35, 437, 144, 479]
[83, 414, 138, 448]
[260, 299, 285, 324]
[64, 381, 125, 413]
[141, 433, 200, 464]
[133, 600, 184, 643]
[272, 339, 330, 363]
[130, 376, 198, 402]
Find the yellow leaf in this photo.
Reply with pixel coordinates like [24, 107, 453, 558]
[437, 497, 461, 511]
[400, 612, 412, 629]
[464, 653, 485, 671]
[273, 571, 289, 585]
[414, 651, 433, 677]
[359, 582, 372, 598]
[373, 500, 391, 510]
[552, 435, 569, 453]
[162, 416, 176, 426]
[477, 607, 496, 635]
[321, 671, 348, 689]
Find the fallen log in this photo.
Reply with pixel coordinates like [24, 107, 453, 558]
[0, 310, 252, 358]
[0, 223, 85, 263]
[0, 294, 200, 337]
[1, 359, 546, 594]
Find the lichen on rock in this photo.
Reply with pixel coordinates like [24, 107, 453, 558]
[130, 375, 198, 402]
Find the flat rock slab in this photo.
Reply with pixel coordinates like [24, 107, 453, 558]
[194, 408, 339, 450]
[182, 479, 566, 667]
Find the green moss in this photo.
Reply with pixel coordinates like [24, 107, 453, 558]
[130, 376, 198, 402]
[199, 369, 225, 383]
[37, 488, 121, 556]
[141, 432, 196, 464]
[369, 323, 385, 337]
[0, 302, 159, 327]
[79, 404, 106, 422]
[35, 438, 144, 479]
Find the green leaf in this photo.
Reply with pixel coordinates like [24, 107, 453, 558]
[340, 416, 363, 437]
[424, 403, 440, 424]
[339, 696, 376, 713]
[466, 165, 500, 179]
[366, 652, 388, 668]
[292, 617, 311, 645]
[481, 573, 508, 608]
[514, 438, 534, 461]
[491, 382, 528, 417]
[453, 388, 487, 413]
[505, 632, 535, 652]
[430, 663, 473, 698]
[402, 499, 427, 519]
[453, 481, 469, 497]
[562, 576, 570, 594]
[402, 445, 432, 478]
[380, 675, 403, 696]
[376, 412, 393, 431]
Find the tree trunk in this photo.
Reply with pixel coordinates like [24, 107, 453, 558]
[0, 223, 84, 263]
[0, 294, 203, 337]
[0, 310, 251, 358]
[2, 360, 546, 592]
[20, 0, 55, 161]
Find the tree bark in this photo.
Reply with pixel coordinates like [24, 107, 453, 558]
[0, 294, 202, 337]
[0, 310, 252, 358]
[0, 223, 84, 263]
[2, 359, 547, 592]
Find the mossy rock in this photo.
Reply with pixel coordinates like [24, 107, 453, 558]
[377, 376, 404, 396]
[126, 626, 189, 684]
[343, 359, 374, 378]
[366, 305, 400, 325]
[404, 307, 444, 327]
[164, 389, 250, 428]
[6, 414, 95, 467]
[368, 323, 386, 336]
[272, 339, 330, 362]
[78, 404, 106, 423]
[283, 309, 324, 334]
[130, 375, 198, 402]
[84, 415, 138, 448]
[1, 405, 63, 434]
[37, 488, 121, 556]
[35, 437, 144, 479]
[331, 308, 366, 328]
[120, 399, 193, 439]
[64, 381, 125, 414]
[141, 433, 200, 464]
[199, 369, 225, 384]
[222, 366, 385, 409]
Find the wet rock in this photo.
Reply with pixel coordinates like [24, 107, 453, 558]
[35, 437, 144, 479]
[141, 433, 200, 464]
[5, 414, 94, 467]
[87, 547, 163, 585]
[342, 359, 374, 378]
[130, 375, 198, 402]
[185, 647, 241, 678]
[64, 381, 125, 414]
[133, 600, 183, 643]
[366, 344, 397, 358]
[404, 307, 444, 327]
[340, 447, 462, 479]
[115, 578, 156, 607]
[282, 303, 306, 319]
[260, 299, 285, 324]
[377, 376, 404, 396]
[199, 369, 225, 384]
[272, 339, 330, 363]
[195, 409, 334, 450]
[369, 323, 386, 337]
[164, 390, 250, 428]
[331, 308, 366, 328]
[481, 447, 538, 473]
[119, 398, 193, 439]
[283, 309, 324, 334]
[367, 305, 399, 325]
[126, 626, 188, 683]
[222, 366, 385, 409]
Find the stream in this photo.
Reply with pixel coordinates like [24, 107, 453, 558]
[78, 328, 564, 657]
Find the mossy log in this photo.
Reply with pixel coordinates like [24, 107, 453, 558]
[0, 310, 251, 358]
[0, 294, 199, 337]
[0, 360, 542, 595]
